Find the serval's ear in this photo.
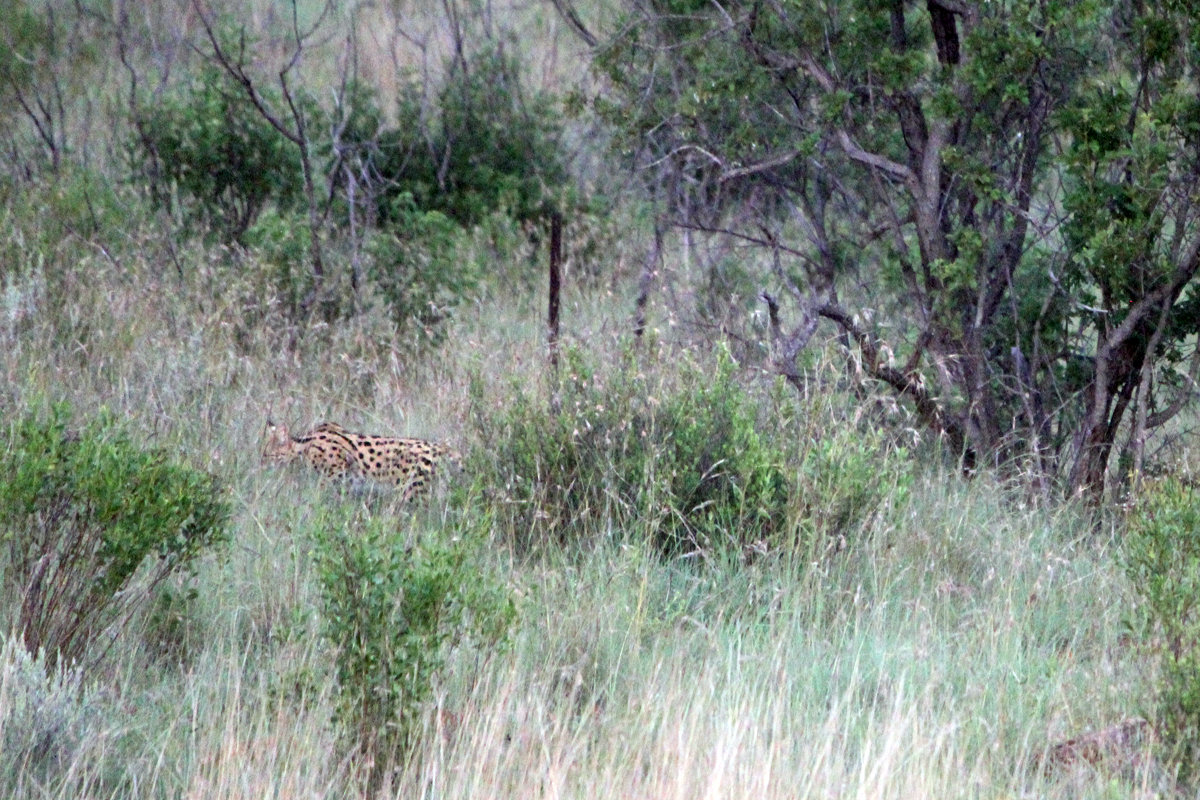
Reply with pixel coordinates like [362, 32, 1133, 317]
[262, 419, 293, 463]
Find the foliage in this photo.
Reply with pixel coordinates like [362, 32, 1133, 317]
[240, 207, 324, 321]
[370, 46, 569, 231]
[651, 355, 791, 551]
[594, 0, 1200, 499]
[311, 507, 512, 789]
[793, 410, 912, 546]
[130, 65, 306, 243]
[140, 582, 200, 666]
[0, 403, 231, 671]
[0, 0, 45, 101]
[468, 344, 917, 556]
[1124, 477, 1200, 784]
[468, 347, 790, 554]
[0, 167, 134, 295]
[366, 194, 478, 349]
[0, 0, 100, 174]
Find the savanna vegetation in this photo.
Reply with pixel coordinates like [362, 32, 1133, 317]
[2, 0, 1199, 796]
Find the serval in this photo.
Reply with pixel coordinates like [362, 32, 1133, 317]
[263, 421, 459, 501]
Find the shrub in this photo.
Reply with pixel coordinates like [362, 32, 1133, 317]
[311, 507, 511, 792]
[0, 169, 140, 314]
[241, 207, 325, 321]
[373, 45, 568, 231]
[130, 65, 305, 242]
[0, 403, 231, 671]
[366, 194, 478, 349]
[653, 356, 791, 551]
[468, 347, 791, 555]
[1123, 476, 1200, 784]
[793, 405, 912, 545]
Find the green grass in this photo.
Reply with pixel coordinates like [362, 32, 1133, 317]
[0, 4, 1171, 789]
[0, 234, 1157, 796]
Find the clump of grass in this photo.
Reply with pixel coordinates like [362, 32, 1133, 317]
[0, 635, 98, 792]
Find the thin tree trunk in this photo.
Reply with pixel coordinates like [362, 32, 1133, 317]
[1129, 296, 1172, 489]
[634, 221, 663, 340]
[548, 212, 563, 373]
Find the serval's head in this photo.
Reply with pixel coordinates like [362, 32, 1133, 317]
[262, 420, 300, 465]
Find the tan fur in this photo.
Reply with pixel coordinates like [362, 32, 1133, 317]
[263, 421, 459, 501]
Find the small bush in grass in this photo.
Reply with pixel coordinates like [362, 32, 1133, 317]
[469, 347, 791, 554]
[0, 403, 231, 672]
[241, 207, 322, 322]
[0, 169, 142, 340]
[793, 408, 912, 545]
[367, 194, 478, 349]
[141, 582, 200, 666]
[653, 355, 791, 551]
[1124, 476, 1200, 785]
[311, 507, 511, 793]
[469, 346, 914, 557]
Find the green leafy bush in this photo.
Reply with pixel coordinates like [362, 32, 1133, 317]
[468, 348, 791, 554]
[372, 46, 568, 230]
[130, 65, 305, 242]
[793, 409, 912, 544]
[0, 403, 231, 671]
[1123, 476, 1200, 784]
[0, 169, 141, 333]
[240, 207, 324, 321]
[311, 508, 511, 791]
[366, 194, 478, 349]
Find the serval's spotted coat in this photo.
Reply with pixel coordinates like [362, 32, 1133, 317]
[263, 421, 459, 501]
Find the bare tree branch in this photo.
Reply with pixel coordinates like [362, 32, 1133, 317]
[192, 0, 335, 307]
[719, 149, 804, 183]
[548, 0, 598, 47]
[818, 302, 965, 452]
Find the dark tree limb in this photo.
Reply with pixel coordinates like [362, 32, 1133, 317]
[818, 303, 967, 456]
[549, 212, 563, 373]
[549, 0, 598, 47]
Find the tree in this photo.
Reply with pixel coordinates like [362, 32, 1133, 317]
[591, 0, 1200, 500]
[192, 0, 333, 315]
[0, 0, 100, 176]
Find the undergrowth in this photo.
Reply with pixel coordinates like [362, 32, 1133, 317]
[310, 504, 512, 795]
[467, 343, 914, 559]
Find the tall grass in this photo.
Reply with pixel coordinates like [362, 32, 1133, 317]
[393, 478, 1143, 799]
[0, 174, 1161, 799]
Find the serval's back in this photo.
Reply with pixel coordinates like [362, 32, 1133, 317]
[263, 421, 459, 501]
